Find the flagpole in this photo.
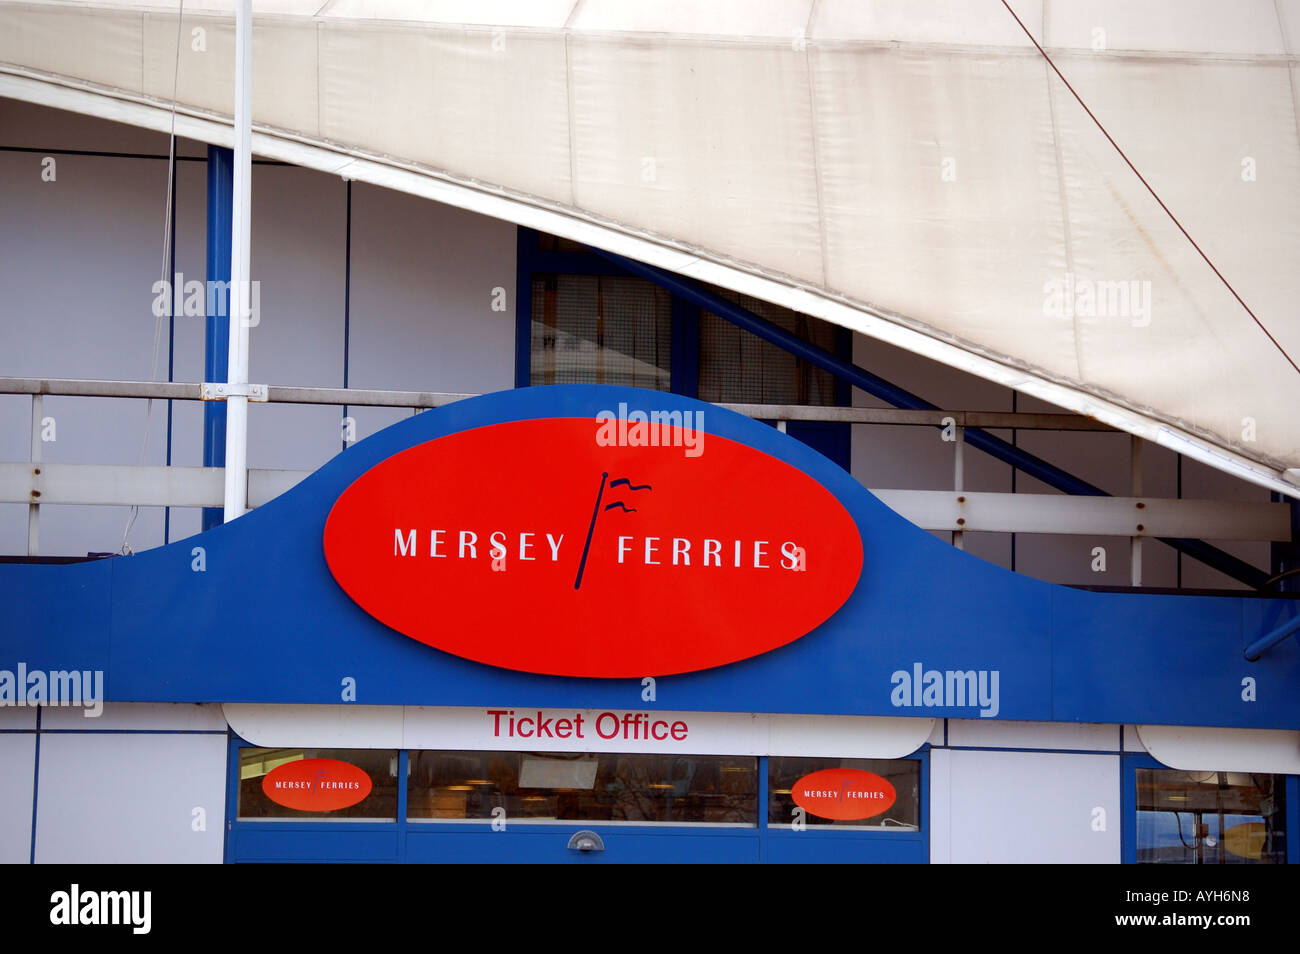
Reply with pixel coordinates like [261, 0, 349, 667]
[574, 472, 609, 590]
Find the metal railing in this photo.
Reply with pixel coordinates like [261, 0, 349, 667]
[2, 377, 1289, 580]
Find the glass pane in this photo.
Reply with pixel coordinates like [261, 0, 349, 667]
[768, 757, 921, 830]
[408, 751, 757, 826]
[698, 291, 839, 406]
[237, 748, 399, 820]
[530, 274, 672, 390]
[1136, 769, 1286, 864]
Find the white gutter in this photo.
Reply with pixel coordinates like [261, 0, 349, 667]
[222, 0, 252, 523]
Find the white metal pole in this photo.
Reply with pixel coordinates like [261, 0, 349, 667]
[953, 424, 965, 551]
[1130, 434, 1143, 586]
[27, 394, 40, 555]
[223, 0, 252, 522]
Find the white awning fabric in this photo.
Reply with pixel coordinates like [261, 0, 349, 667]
[2, 0, 1299, 496]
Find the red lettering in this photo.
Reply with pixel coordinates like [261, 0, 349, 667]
[555, 718, 572, 739]
[535, 711, 554, 738]
[596, 712, 619, 739]
[488, 709, 508, 736]
[670, 720, 688, 740]
[573, 713, 585, 738]
[651, 720, 669, 740]
[518, 716, 533, 737]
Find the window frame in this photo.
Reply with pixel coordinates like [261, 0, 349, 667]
[514, 227, 853, 470]
[1121, 752, 1299, 865]
[225, 734, 929, 863]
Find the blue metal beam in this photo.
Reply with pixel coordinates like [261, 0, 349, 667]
[164, 148, 177, 544]
[202, 146, 232, 532]
[592, 248, 1269, 589]
[1244, 611, 1300, 661]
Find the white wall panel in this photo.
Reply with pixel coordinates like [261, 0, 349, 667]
[0, 734, 35, 863]
[943, 750, 1120, 863]
[0, 704, 37, 729]
[347, 181, 516, 399]
[0, 102, 208, 557]
[928, 747, 952, 864]
[244, 163, 348, 474]
[34, 733, 227, 863]
[40, 701, 226, 731]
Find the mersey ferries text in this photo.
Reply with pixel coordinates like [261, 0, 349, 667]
[394, 528, 806, 569]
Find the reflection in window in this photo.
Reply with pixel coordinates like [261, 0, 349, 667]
[408, 751, 757, 826]
[1136, 769, 1286, 864]
[237, 748, 399, 820]
[530, 274, 672, 390]
[768, 757, 921, 830]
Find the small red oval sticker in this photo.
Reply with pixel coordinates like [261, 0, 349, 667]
[262, 758, 373, 812]
[791, 768, 896, 820]
[324, 416, 863, 677]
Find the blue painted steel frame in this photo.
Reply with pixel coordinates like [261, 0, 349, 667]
[202, 146, 233, 532]
[224, 735, 928, 864]
[1291, 775, 1300, 865]
[1121, 753, 1157, 865]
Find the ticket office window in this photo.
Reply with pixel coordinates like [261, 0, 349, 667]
[408, 750, 758, 826]
[231, 743, 925, 834]
[1134, 766, 1288, 864]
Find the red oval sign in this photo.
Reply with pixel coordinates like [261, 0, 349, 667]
[324, 416, 863, 677]
[262, 758, 373, 812]
[791, 768, 896, 820]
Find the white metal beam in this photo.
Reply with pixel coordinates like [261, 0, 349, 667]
[0, 463, 307, 510]
[0, 377, 1106, 428]
[865, 490, 1288, 541]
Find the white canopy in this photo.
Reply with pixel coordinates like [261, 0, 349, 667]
[2, 0, 1298, 496]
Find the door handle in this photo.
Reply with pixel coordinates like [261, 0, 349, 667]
[567, 830, 605, 852]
